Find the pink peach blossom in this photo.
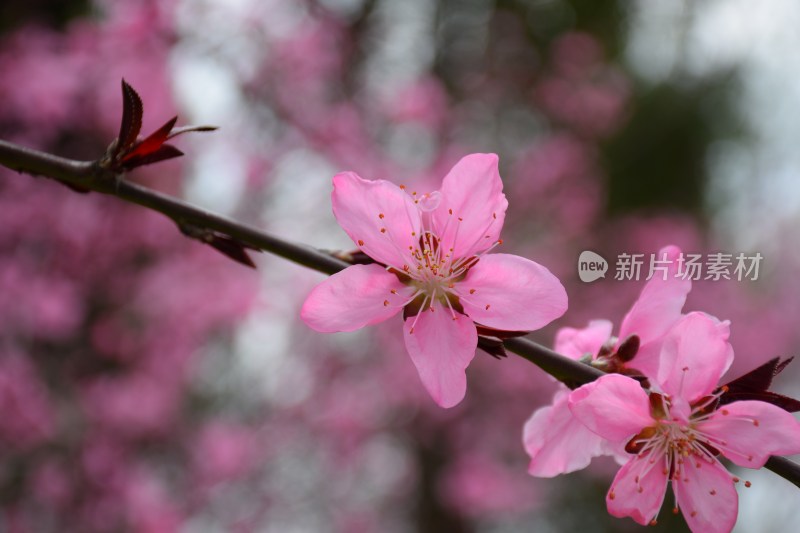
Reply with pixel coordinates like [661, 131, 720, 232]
[557, 244, 691, 378]
[524, 245, 690, 476]
[523, 386, 625, 477]
[302, 154, 567, 407]
[569, 312, 800, 533]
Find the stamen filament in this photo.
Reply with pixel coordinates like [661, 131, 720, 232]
[408, 293, 431, 333]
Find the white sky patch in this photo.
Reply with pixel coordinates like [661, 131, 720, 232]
[183, 142, 247, 214]
[317, 0, 366, 19]
[733, 460, 800, 533]
[628, 0, 800, 251]
[172, 54, 244, 123]
[171, 52, 249, 213]
[364, 0, 436, 92]
[625, 0, 688, 82]
[234, 303, 314, 408]
[264, 149, 348, 248]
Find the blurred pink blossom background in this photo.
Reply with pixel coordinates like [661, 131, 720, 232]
[1, 0, 800, 532]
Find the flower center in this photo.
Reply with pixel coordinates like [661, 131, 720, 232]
[376, 189, 503, 333]
[399, 231, 478, 328]
[625, 393, 722, 478]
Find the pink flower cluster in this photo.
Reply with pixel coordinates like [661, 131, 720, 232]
[524, 246, 800, 533]
[303, 155, 800, 532]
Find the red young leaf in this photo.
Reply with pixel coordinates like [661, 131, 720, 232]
[117, 79, 143, 154]
[207, 235, 258, 268]
[616, 334, 640, 362]
[121, 144, 184, 170]
[719, 391, 800, 412]
[106, 79, 218, 173]
[177, 223, 259, 269]
[725, 357, 783, 393]
[167, 125, 219, 139]
[776, 357, 794, 375]
[477, 336, 508, 359]
[122, 116, 178, 162]
[721, 357, 800, 412]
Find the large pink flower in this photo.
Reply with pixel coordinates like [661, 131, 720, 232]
[569, 312, 800, 533]
[525, 245, 690, 476]
[301, 154, 568, 407]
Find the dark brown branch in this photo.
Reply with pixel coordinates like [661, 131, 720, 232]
[504, 337, 605, 387]
[1, 137, 798, 488]
[765, 456, 800, 489]
[0, 140, 94, 182]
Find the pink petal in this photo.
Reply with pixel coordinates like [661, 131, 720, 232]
[555, 320, 613, 360]
[624, 342, 662, 384]
[700, 400, 800, 468]
[430, 154, 508, 258]
[403, 302, 478, 408]
[332, 171, 421, 270]
[619, 245, 690, 342]
[606, 455, 669, 526]
[456, 253, 567, 331]
[619, 245, 690, 377]
[568, 374, 654, 443]
[673, 458, 737, 533]
[301, 264, 412, 332]
[524, 389, 615, 477]
[657, 312, 733, 402]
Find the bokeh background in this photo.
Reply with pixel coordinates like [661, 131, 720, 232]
[1, 0, 800, 531]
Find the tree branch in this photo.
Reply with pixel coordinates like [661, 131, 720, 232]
[0, 140, 94, 182]
[115, 179, 349, 275]
[1, 137, 798, 488]
[0, 139, 348, 275]
[765, 456, 800, 489]
[504, 337, 605, 387]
